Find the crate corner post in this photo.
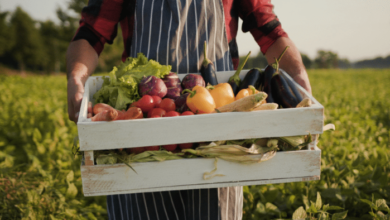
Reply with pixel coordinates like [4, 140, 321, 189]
[84, 150, 94, 166]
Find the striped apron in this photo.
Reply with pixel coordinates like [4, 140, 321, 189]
[107, 0, 242, 219]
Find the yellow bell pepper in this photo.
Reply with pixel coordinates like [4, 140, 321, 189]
[184, 85, 216, 114]
[235, 85, 260, 101]
[207, 83, 235, 108]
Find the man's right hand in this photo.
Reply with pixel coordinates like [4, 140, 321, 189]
[67, 77, 85, 123]
[66, 39, 99, 124]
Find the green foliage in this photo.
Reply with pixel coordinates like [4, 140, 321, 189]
[0, 11, 14, 56]
[241, 51, 268, 70]
[9, 7, 45, 72]
[0, 1, 124, 74]
[240, 50, 352, 70]
[301, 53, 313, 69]
[242, 69, 390, 219]
[0, 69, 389, 218]
[0, 75, 106, 219]
[314, 50, 339, 69]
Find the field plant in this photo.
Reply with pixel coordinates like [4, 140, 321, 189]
[242, 69, 390, 219]
[0, 69, 389, 219]
[0, 75, 106, 219]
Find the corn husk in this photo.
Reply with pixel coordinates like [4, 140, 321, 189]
[277, 135, 312, 151]
[296, 98, 312, 108]
[182, 139, 278, 164]
[125, 150, 184, 163]
[96, 153, 118, 165]
[203, 158, 225, 180]
[252, 103, 278, 111]
[215, 92, 267, 112]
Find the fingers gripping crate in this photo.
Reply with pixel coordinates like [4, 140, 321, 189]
[77, 70, 324, 197]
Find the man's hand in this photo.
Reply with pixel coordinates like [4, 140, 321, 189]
[66, 39, 99, 123]
[67, 77, 85, 122]
[265, 37, 312, 94]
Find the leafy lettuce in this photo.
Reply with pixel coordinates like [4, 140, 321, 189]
[93, 53, 171, 110]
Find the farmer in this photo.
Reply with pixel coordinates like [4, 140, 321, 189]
[66, 0, 311, 219]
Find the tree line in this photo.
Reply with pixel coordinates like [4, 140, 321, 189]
[242, 50, 390, 70]
[0, 1, 389, 74]
[0, 0, 124, 74]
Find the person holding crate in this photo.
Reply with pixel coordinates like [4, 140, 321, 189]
[67, 0, 311, 219]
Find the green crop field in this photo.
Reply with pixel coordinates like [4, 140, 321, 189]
[0, 69, 389, 219]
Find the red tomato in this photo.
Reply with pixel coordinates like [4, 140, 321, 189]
[180, 111, 194, 116]
[162, 144, 177, 151]
[127, 147, 145, 154]
[147, 109, 153, 118]
[144, 146, 160, 151]
[136, 95, 155, 113]
[178, 143, 193, 149]
[149, 115, 161, 118]
[149, 108, 166, 117]
[164, 111, 180, 117]
[152, 96, 162, 108]
[159, 98, 176, 112]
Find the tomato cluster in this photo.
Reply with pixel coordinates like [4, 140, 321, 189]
[133, 95, 195, 118]
[126, 95, 195, 154]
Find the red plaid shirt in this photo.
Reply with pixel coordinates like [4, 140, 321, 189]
[73, 0, 288, 69]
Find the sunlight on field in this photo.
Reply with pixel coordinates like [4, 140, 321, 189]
[0, 69, 389, 219]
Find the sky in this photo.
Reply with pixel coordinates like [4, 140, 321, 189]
[1, 0, 390, 62]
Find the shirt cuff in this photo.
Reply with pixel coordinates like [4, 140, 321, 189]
[72, 25, 105, 56]
[250, 25, 288, 55]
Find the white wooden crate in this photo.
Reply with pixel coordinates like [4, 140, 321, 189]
[78, 70, 323, 196]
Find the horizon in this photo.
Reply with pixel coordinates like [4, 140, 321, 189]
[1, 0, 390, 62]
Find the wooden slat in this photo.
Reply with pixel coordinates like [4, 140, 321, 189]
[78, 107, 323, 151]
[84, 151, 94, 166]
[81, 149, 321, 196]
[78, 70, 323, 196]
[77, 70, 324, 151]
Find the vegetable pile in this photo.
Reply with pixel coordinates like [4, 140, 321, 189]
[89, 49, 325, 168]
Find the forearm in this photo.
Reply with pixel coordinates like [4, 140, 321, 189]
[66, 39, 99, 84]
[265, 37, 312, 94]
[66, 39, 99, 122]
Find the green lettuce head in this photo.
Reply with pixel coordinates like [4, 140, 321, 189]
[93, 53, 171, 110]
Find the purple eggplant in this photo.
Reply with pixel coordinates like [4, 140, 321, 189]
[200, 41, 218, 85]
[258, 46, 302, 108]
[260, 65, 275, 103]
[281, 71, 303, 102]
[239, 68, 263, 91]
[271, 73, 300, 108]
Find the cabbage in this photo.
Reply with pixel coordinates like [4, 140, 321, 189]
[93, 53, 171, 110]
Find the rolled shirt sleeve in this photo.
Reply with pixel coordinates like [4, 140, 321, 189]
[72, 0, 128, 56]
[239, 0, 288, 54]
